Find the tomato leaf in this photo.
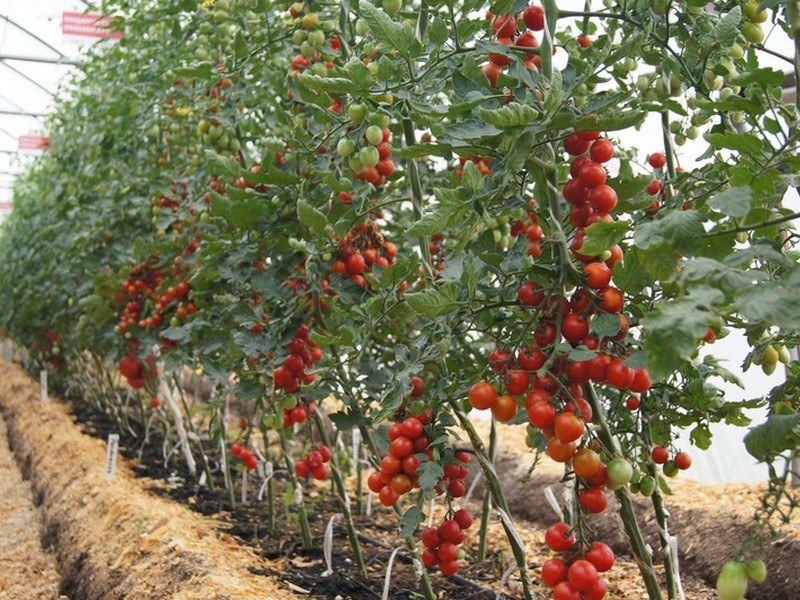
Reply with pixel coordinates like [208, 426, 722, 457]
[360, 0, 423, 59]
[399, 504, 424, 538]
[418, 460, 445, 494]
[478, 103, 538, 128]
[712, 7, 741, 48]
[405, 282, 460, 317]
[744, 414, 800, 461]
[708, 186, 752, 217]
[296, 199, 328, 232]
[580, 220, 629, 255]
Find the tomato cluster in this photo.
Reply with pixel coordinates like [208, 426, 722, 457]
[510, 204, 545, 258]
[272, 324, 323, 394]
[116, 258, 165, 335]
[455, 154, 492, 177]
[420, 508, 474, 577]
[343, 125, 395, 188]
[295, 444, 332, 481]
[367, 414, 432, 506]
[541, 529, 615, 600]
[482, 5, 546, 87]
[330, 221, 398, 288]
[231, 443, 258, 470]
[118, 354, 155, 389]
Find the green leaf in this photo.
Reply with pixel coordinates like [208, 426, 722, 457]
[478, 103, 538, 128]
[428, 16, 448, 44]
[405, 282, 460, 317]
[580, 220, 629, 255]
[408, 188, 469, 236]
[592, 311, 622, 339]
[296, 199, 327, 232]
[206, 150, 244, 178]
[731, 67, 785, 87]
[574, 110, 646, 132]
[705, 132, 770, 156]
[736, 281, 800, 328]
[634, 210, 704, 253]
[234, 30, 248, 60]
[393, 143, 453, 159]
[542, 68, 563, 117]
[744, 414, 800, 461]
[708, 186, 752, 217]
[360, 0, 422, 59]
[399, 504, 424, 537]
[639, 242, 680, 280]
[644, 295, 714, 380]
[713, 6, 741, 47]
[613, 246, 652, 291]
[418, 460, 444, 493]
[295, 74, 364, 95]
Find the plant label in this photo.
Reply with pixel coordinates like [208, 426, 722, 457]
[105, 433, 120, 479]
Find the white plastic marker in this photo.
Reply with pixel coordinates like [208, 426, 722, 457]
[39, 370, 48, 402]
[322, 515, 336, 576]
[241, 469, 249, 505]
[105, 433, 120, 479]
[351, 429, 361, 465]
[381, 547, 402, 600]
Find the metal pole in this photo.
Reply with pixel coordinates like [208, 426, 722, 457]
[0, 14, 67, 58]
[0, 109, 45, 117]
[0, 62, 55, 96]
[0, 54, 79, 66]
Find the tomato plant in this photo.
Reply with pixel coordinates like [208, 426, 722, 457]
[0, 0, 799, 598]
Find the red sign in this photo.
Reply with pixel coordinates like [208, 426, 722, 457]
[0, 202, 12, 212]
[62, 11, 122, 40]
[18, 135, 50, 152]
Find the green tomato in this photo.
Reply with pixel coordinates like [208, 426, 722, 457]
[717, 561, 748, 600]
[366, 61, 379, 76]
[348, 103, 367, 124]
[308, 29, 326, 47]
[369, 113, 391, 129]
[337, 138, 356, 157]
[607, 458, 633, 488]
[744, 1, 768, 23]
[365, 125, 383, 145]
[199, 212, 211, 223]
[300, 40, 314, 57]
[639, 475, 657, 497]
[669, 120, 682, 134]
[742, 22, 765, 44]
[292, 29, 307, 45]
[359, 146, 380, 168]
[355, 18, 369, 36]
[747, 559, 767, 584]
[729, 43, 745, 59]
[382, 0, 402, 14]
[762, 344, 780, 367]
[662, 460, 679, 478]
[686, 126, 700, 141]
[777, 345, 791, 365]
[623, 57, 638, 72]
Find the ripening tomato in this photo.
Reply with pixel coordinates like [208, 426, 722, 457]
[544, 522, 575, 552]
[547, 437, 577, 462]
[673, 451, 692, 470]
[573, 448, 602, 479]
[584, 262, 612, 289]
[597, 286, 623, 313]
[555, 413, 585, 443]
[625, 395, 641, 411]
[518, 281, 545, 306]
[390, 473, 413, 495]
[492, 394, 518, 422]
[606, 457, 633, 487]
[468, 380, 498, 410]
[378, 485, 399, 506]
[492, 13, 517, 37]
[488, 346, 513, 371]
[482, 62, 503, 87]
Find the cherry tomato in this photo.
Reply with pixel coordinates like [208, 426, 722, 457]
[541, 557, 568, 588]
[468, 380, 498, 410]
[554, 412, 585, 443]
[573, 448, 602, 479]
[492, 393, 519, 422]
[584, 262, 612, 289]
[544, 522, 575, 552]
[568, 559, 599, 591]
[586, 541, 615, 572]
[579, 486, 608, 513]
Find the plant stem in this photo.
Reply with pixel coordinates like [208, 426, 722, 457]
[311, 409, 368, 580]
[583, 384, 663, 599]
[278, 427, 315, 549]
[448, 402, 538, 600]
[476, 417, 497, 562]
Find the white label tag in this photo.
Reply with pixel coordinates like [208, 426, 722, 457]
[39, 370, 48, 402]
[105, 433, 120, 479]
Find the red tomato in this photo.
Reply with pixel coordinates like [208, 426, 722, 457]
[522, 5, 545, 31]
[544, 522, 575, 552]
[589, 184, 618, 212]
[564, 134, 591, 156]
[541, 557, 568, 588]
[553, 581, 581, 600]
[518, 281, 545, 306]
[400, 417, 423, 439]
[437, 541, 459, 562]
[597, 286, 623, 313]
[562, 313, 590, 343]
[554, 412, 585, 443]
[573, 448, 602, 479]
[589, 139, 614, 163]
[454, 508, 473, 529]
[648, 152, 667, 169]
[421, 527, 442, 549]
[578, 161, 607, 188]
[389, 436, 414, 458]
[505, 369, 530, 395]
[606, 358, 635, 389]
[584, 262, 612, 289]
[439, 560, 459, 576]
[579, 486, 608, 513]
[674, 451, 692, 470]
[568, 559, 599, 591]
[586, 541, 615, 572]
